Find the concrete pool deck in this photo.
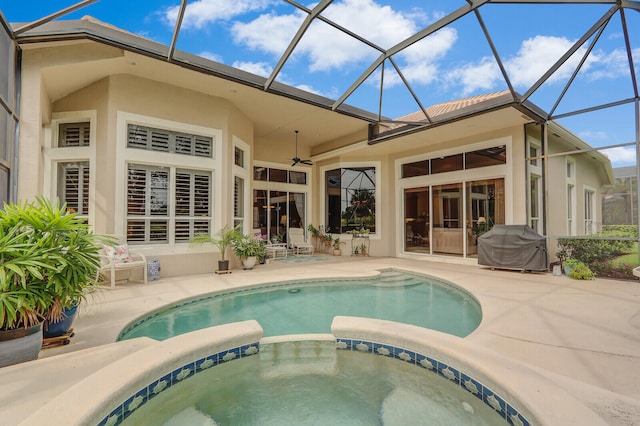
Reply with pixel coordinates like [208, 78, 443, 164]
[1, 256, 640, 425]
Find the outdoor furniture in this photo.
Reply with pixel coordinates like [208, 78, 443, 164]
[98, 243, 148, 288]
[288, 228, 314, 255]
[265, 242, 288, 259]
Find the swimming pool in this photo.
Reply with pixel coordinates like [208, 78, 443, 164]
[120, 340, 504, 425]
[118, 270, 482, 341]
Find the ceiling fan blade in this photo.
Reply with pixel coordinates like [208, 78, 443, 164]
[301, 159, 313, 165]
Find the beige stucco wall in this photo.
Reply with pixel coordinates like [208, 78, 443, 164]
[18, 39, 614, 277]
[40, 67, 255, 276]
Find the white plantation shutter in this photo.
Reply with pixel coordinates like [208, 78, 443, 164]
[127, 164, 169, 243]
[58, 161, 89, 216]
[175, 170, 211, 241]
[127, 124, 213, 158]
[59, 122, 90, 147]
[127, 164, 211, 243]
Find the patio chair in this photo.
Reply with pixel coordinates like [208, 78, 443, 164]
[98, 241, 148, 288]
[265, 241, 288, 259]
[288, 227, 314, 255]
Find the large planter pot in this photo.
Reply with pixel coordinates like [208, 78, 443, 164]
[0, 323, 43, 368]
[242, 256, 257, 270]
[217, 260, 230, 271]
[44, 304, 78, 338]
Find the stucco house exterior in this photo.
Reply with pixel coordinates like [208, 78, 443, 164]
[2, 17, 614, 277]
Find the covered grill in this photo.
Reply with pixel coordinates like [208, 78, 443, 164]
[477, 225, 547, 272]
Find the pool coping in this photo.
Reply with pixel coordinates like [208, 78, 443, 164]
[21, 318, 608, 426]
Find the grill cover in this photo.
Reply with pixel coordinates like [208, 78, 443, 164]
[477, 225, 547, 271]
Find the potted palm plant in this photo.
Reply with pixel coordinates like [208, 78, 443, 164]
[232, 234, 266, 270]
[0, 197, 108, 367]
[332, 237, 346, 256]
[190, 225, 240, 272]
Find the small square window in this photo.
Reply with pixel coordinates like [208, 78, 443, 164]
[234, 146, 244, 168]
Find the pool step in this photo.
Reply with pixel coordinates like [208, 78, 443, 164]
[375, 271, 423, 287]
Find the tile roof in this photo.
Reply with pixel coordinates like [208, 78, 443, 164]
[397, 90, 512, 122]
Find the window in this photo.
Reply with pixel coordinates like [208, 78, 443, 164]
[584, 188, 595, 234]
[57, 161, 89, 217]
[126, 164, 211, 243]
[567, 184, 574, 235]
[47, 117, 95, 224]
[234, 176, 245, 231]
[252, 166, 307, 185]
[465, 146, 506, 169]
[530, 175, 542, 233]
[566, 158, 576, 235]
[401, 146, 505, 179]
[58, 122, 91, 147]
[325, 166, 376, 234]
[402, 160, 429, 178]
[127, 124, 213, 158]
[234, 146, 245, 167]
[431, 154, 463, 174]
[175, 170, 211, 241]
[529, 144, 540, 166]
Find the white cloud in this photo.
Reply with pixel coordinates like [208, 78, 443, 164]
[505, 35, 593, 87]
[164, 0, 274, 29]
[446, 57, 501, 95]
[232, 12, 303, 56]
[199, 51, 224, 63]
[601, 146, 636, 166]
[579, 130, 608, 141]
[586, 48, 638, 81]
[231, 60, 273, 77]
[233, 0, 424, 73]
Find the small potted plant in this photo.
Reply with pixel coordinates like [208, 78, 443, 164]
[359, 243, 368, 256]
[232, 234, 266, 270]
[332, 237, 346, 256]
[190, 225, 240, 272]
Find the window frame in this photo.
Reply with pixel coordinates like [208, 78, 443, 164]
[233, 136, 250, 233]
[566, 157, 576, 236]
[583, 185, 596, 234]
[527, 139, 543, 234]
[252, 160, 312, 240]
[320, 161, 381, 237]
[115, 112, 222, 251]
[44, 111, 97, 225]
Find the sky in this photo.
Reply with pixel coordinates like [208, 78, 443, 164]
[1, 0, 639, 167]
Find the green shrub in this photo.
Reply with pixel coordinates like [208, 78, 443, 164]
[557, 237, 634, 265]
[564, 259, 595, 280]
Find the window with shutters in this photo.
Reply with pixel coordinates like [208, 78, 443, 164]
[233, 176, 245, 231]
[126, 163, 211, 244]
[49, 117, 94, 224]
[57, 161, 90, 217]
[127, 124, 213, 158]
[58, 122, 91, 147]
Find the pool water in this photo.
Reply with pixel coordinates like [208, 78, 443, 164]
[118, 272, 481, 341]
[122, 340, 499, 425]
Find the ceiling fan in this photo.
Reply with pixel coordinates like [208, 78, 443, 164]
[291, 130, 312, 167]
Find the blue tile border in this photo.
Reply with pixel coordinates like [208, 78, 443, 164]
[98, 338, 531, 425]
[336, 338, 532, 426]
[96, 342, 260, 426]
